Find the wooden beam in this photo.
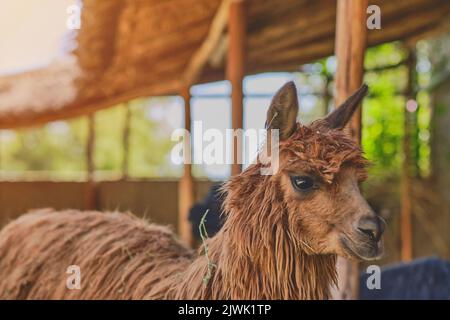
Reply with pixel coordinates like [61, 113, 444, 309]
[247, 0, 309, 31]
[332, 0, 368, 300]
[0, 131, 2, 179]
[183, 0, 230, 86]
[122, 103, 132, 179]
[227, 0, 247, 176]
[249, 0, 335, 53]
[334, 0, 367, 143]
[249, 38, 335, 69]
[401, 48, 416, 262]
[178, 87, 194, 246]
[368, 3, 450, 48]
[209, 33, 228, 68]
[85, 114, 97, 210]
[404, 7, 450, 46]
[0, 133, 2, 219]
[323, 74, 332, 116]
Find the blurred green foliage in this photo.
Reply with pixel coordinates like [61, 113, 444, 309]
[0, 99, 181, 179]
[362, 42, 408, 178]
[362, 42, 430, 179]
[0, 118, 87, 178]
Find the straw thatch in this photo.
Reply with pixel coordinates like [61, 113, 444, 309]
[1, 0, 450, 129]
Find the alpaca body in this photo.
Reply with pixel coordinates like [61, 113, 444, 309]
[0, 209, 193, 299]
[0, 82, 383, 300]
[0, 206, 335, 299]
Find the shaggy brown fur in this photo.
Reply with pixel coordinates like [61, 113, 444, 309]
[0, 209, 193, 299]
[0, 83, 381, 300]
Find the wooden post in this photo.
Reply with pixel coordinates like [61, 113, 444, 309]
[0, 130, 2, 220]
[178, 87, 194, 246]
[333, 0, 368, 300]
[0, 130, 2, 180]
[227, 0, 246, 176]
[323, 74, 332, 116]
[122, 103, 132, 179]
[85, 114, 96, 210]
[401, 48, 416, 262]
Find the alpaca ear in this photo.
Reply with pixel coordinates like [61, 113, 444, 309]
[322, 84, 368, 130]
[265, 81, 299, 140]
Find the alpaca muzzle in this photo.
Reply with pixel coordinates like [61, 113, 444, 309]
[356, 215, 385, 243]
[340, 212, 385, 261]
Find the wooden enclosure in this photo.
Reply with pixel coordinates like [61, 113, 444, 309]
[0, 179, 213, 230]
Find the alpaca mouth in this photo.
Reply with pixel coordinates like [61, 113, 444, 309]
[340, 236, 384, 261]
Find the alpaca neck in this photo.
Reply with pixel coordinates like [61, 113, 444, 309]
[169, 167, 337, 299]
[205, 221, 337, 299]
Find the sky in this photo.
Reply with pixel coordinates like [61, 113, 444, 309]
[0, 0, 321, 180]
[0, 0, 76, 75]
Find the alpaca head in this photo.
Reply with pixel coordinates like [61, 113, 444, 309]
[262, 81, 384, 261]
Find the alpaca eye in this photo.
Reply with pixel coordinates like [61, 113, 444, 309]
[290, 176, 315, 192]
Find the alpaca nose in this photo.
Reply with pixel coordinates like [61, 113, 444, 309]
[357, 216, 384, 242]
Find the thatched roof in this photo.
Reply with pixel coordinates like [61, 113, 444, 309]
[1, 0, 450, 129]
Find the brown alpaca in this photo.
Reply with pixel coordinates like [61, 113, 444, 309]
[0, 82, 384, 300]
